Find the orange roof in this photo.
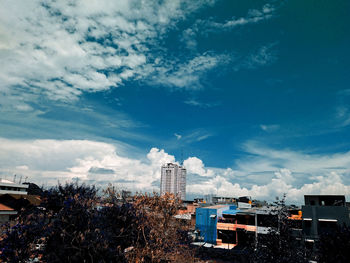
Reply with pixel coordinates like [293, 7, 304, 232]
[0, 203, 14, 211]
[288, 214, 302, 220]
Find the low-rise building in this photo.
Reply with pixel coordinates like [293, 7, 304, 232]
[0, 203, 17, 223]
[195, 195, 350, 250]
[302, 195, 350, 243]
[0, 179, 29, 195]
[195, 202, 302, 249]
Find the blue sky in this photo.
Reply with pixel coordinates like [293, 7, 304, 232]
[0, 0, 349, 202]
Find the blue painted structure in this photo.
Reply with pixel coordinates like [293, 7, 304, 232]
[222, 205, 238, 215]
[195, 205, 230, 244]
[196, 207, 217, 244]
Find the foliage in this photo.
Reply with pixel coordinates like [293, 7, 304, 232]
[317, 225, 350, 263]
[126, 192, 195, 263]
[249, 194, 308, 263]
[0, 183, 195, 263]
[0, 183, 141, 262]
[23, 182, 44, 196]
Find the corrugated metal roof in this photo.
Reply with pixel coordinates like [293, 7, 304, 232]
[222, 209, 238, 215]
[237, 206, 278, 215]
[174, 213, 191, 220]
[200, 205, 228, 209]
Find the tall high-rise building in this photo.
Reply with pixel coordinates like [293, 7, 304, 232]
[160, 163, 186, 200]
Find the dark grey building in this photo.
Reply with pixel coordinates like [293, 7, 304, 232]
[302, 195, 350, 242]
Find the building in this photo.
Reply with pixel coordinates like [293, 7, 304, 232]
[0, 179, 42, 223]
[0, 179, 29, 195]
[0, 179, 28, 223]
[160, 163, 186, 200]
[195, 201, 302, 249]
[0, 203, 17, 223]
[302, 195, 350, 244]
[195, 204, 279, 248]
[195, 195, 350, 250]
[204, 194, 237, 204]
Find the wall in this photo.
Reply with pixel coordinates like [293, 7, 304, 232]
[196, 207, 217, 244]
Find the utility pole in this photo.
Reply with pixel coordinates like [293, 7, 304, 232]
[255, 212, 258, 250]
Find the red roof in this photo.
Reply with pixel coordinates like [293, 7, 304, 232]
[0, 203, 14, 211]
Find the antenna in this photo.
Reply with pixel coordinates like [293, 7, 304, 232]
[19, 175, 23, 184]
[180, 148, 184, 166]
[24, 176, 28, 183]
[13, 174, 17, 183]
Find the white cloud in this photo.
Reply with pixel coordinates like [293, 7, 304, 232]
[184, 157, 214, 177]
[1, 137, 350, 203]
[185, 142, 350, 202]
[274, 168, 294, 184]
[151, 53, 230, 89]
[260, 124, 280, 132]
[195, 3, 275, 33]
[0, 137, 174, 191]
[180, 129, 213, 144]
[174, 133, 182, 140]
[184, 99, 220, 108]
[180, 28, 197, 50]
[0, 0, 218, 109]
[335, 89, 350, 127]
[242, 44, 278, 69]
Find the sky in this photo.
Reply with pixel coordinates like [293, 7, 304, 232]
[0, 0, 350, 203]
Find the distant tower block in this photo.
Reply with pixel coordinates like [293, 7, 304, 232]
[160, 163, 186, 200]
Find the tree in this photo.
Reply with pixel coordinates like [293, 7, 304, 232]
[23, 182, 43, 196]
[0, 184, 196, 263]
[317, 225, 350, 263]
[249, 195, 308, 263]
[0, 183, 141, 262]
[126, 192, 195, 263]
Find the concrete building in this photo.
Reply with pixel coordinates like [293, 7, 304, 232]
[195, 201, 303, 249]
[195, 195, 350, 250]
[195, 204, 279, 248]
[0, 179, 28, 195]
[204, 195, 237, 204]
[160, 163, 186, 200]
[302, 195, 350, 243]
[0, 203, 17, 223]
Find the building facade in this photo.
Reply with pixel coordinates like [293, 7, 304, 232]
[0, 203, 17, 223]
[302, 195, 350, 243]
[0, 179, 28, 195]
[195, 204, 278, 248]
[160, 163, 186, 200]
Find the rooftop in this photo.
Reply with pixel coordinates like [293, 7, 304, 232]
[0, 179, 15, 184]
[199, 205, 228, 209]
[0, 203, 14, 211]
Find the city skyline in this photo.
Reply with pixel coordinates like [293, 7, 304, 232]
[0, 0, 350, 203]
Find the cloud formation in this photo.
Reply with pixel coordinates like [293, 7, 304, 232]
[1, 137, 350, 203]
[184, 99, 220, 108]
[202, 4, 275, 31]
[260, 124, 280, 132]
[150, 53, 230, 89]
[0, 0, 220, 109]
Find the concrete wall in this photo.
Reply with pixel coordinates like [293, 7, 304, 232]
[302, 205, 350, 239]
